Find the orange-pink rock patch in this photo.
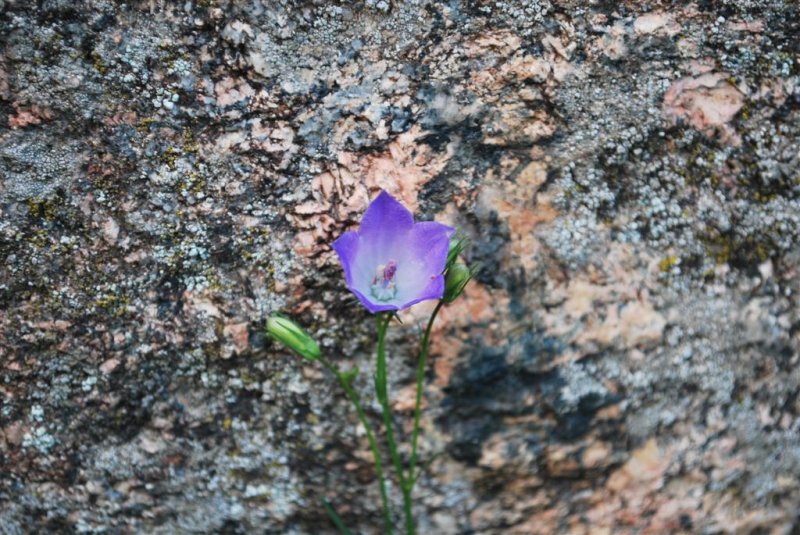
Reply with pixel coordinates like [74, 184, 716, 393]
[663, 73, 746, 145]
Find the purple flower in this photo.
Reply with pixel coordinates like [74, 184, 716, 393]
[333, 191, 455, 313]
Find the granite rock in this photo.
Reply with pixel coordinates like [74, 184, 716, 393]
[1, 0, 799, 533]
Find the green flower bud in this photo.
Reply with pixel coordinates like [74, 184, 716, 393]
[443, 263, 473, 303]
[266, 316, 320, 361]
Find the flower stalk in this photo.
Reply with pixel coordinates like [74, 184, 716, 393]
[373, 313, 411, 531]
[407, 301, 444, 487]
[319, 354, 394, 534]
[267, 317, 393, 534]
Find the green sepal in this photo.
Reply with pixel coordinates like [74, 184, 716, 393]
[445, 234, 469, 271]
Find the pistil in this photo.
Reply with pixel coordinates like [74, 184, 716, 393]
[370, 260, 398, 301]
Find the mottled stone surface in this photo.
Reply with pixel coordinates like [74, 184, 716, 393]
[1, 1, 799, 533]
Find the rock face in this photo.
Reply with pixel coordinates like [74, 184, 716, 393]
[1, 1, 799, 533]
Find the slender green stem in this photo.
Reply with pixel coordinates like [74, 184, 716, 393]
[407, 301, 444, 486]
[374, 313, 411, 531]
[319, 356, 394, 534]
[375, 314, 406, 486]
[402, 484, 414, 535]
[322, 499, 354, 535]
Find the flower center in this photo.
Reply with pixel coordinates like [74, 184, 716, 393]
[370, 260, 398, 302]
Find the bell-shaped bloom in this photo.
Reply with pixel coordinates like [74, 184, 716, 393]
[332, 191, 455, 313]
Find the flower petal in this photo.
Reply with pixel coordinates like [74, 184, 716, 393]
[398, 273, 446, 310]
[332, 230, 360, 289]
[349, 286, 400, 313]
[358, 190, 414, 263]
[404, 221, 455, 273]
[334, 231, 402, 312]
[393, 221, 454, 305]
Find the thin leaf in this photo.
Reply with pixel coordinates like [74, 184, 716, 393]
[322, 499, 354, 535]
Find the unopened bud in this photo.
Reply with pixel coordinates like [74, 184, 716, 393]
[443, 263, 473, 303]
[266, 316, 320, 361]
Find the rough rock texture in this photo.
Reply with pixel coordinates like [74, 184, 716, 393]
[1, 1, 799, 533]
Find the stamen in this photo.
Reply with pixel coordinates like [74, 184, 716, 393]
[370, 260, 398, 301]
